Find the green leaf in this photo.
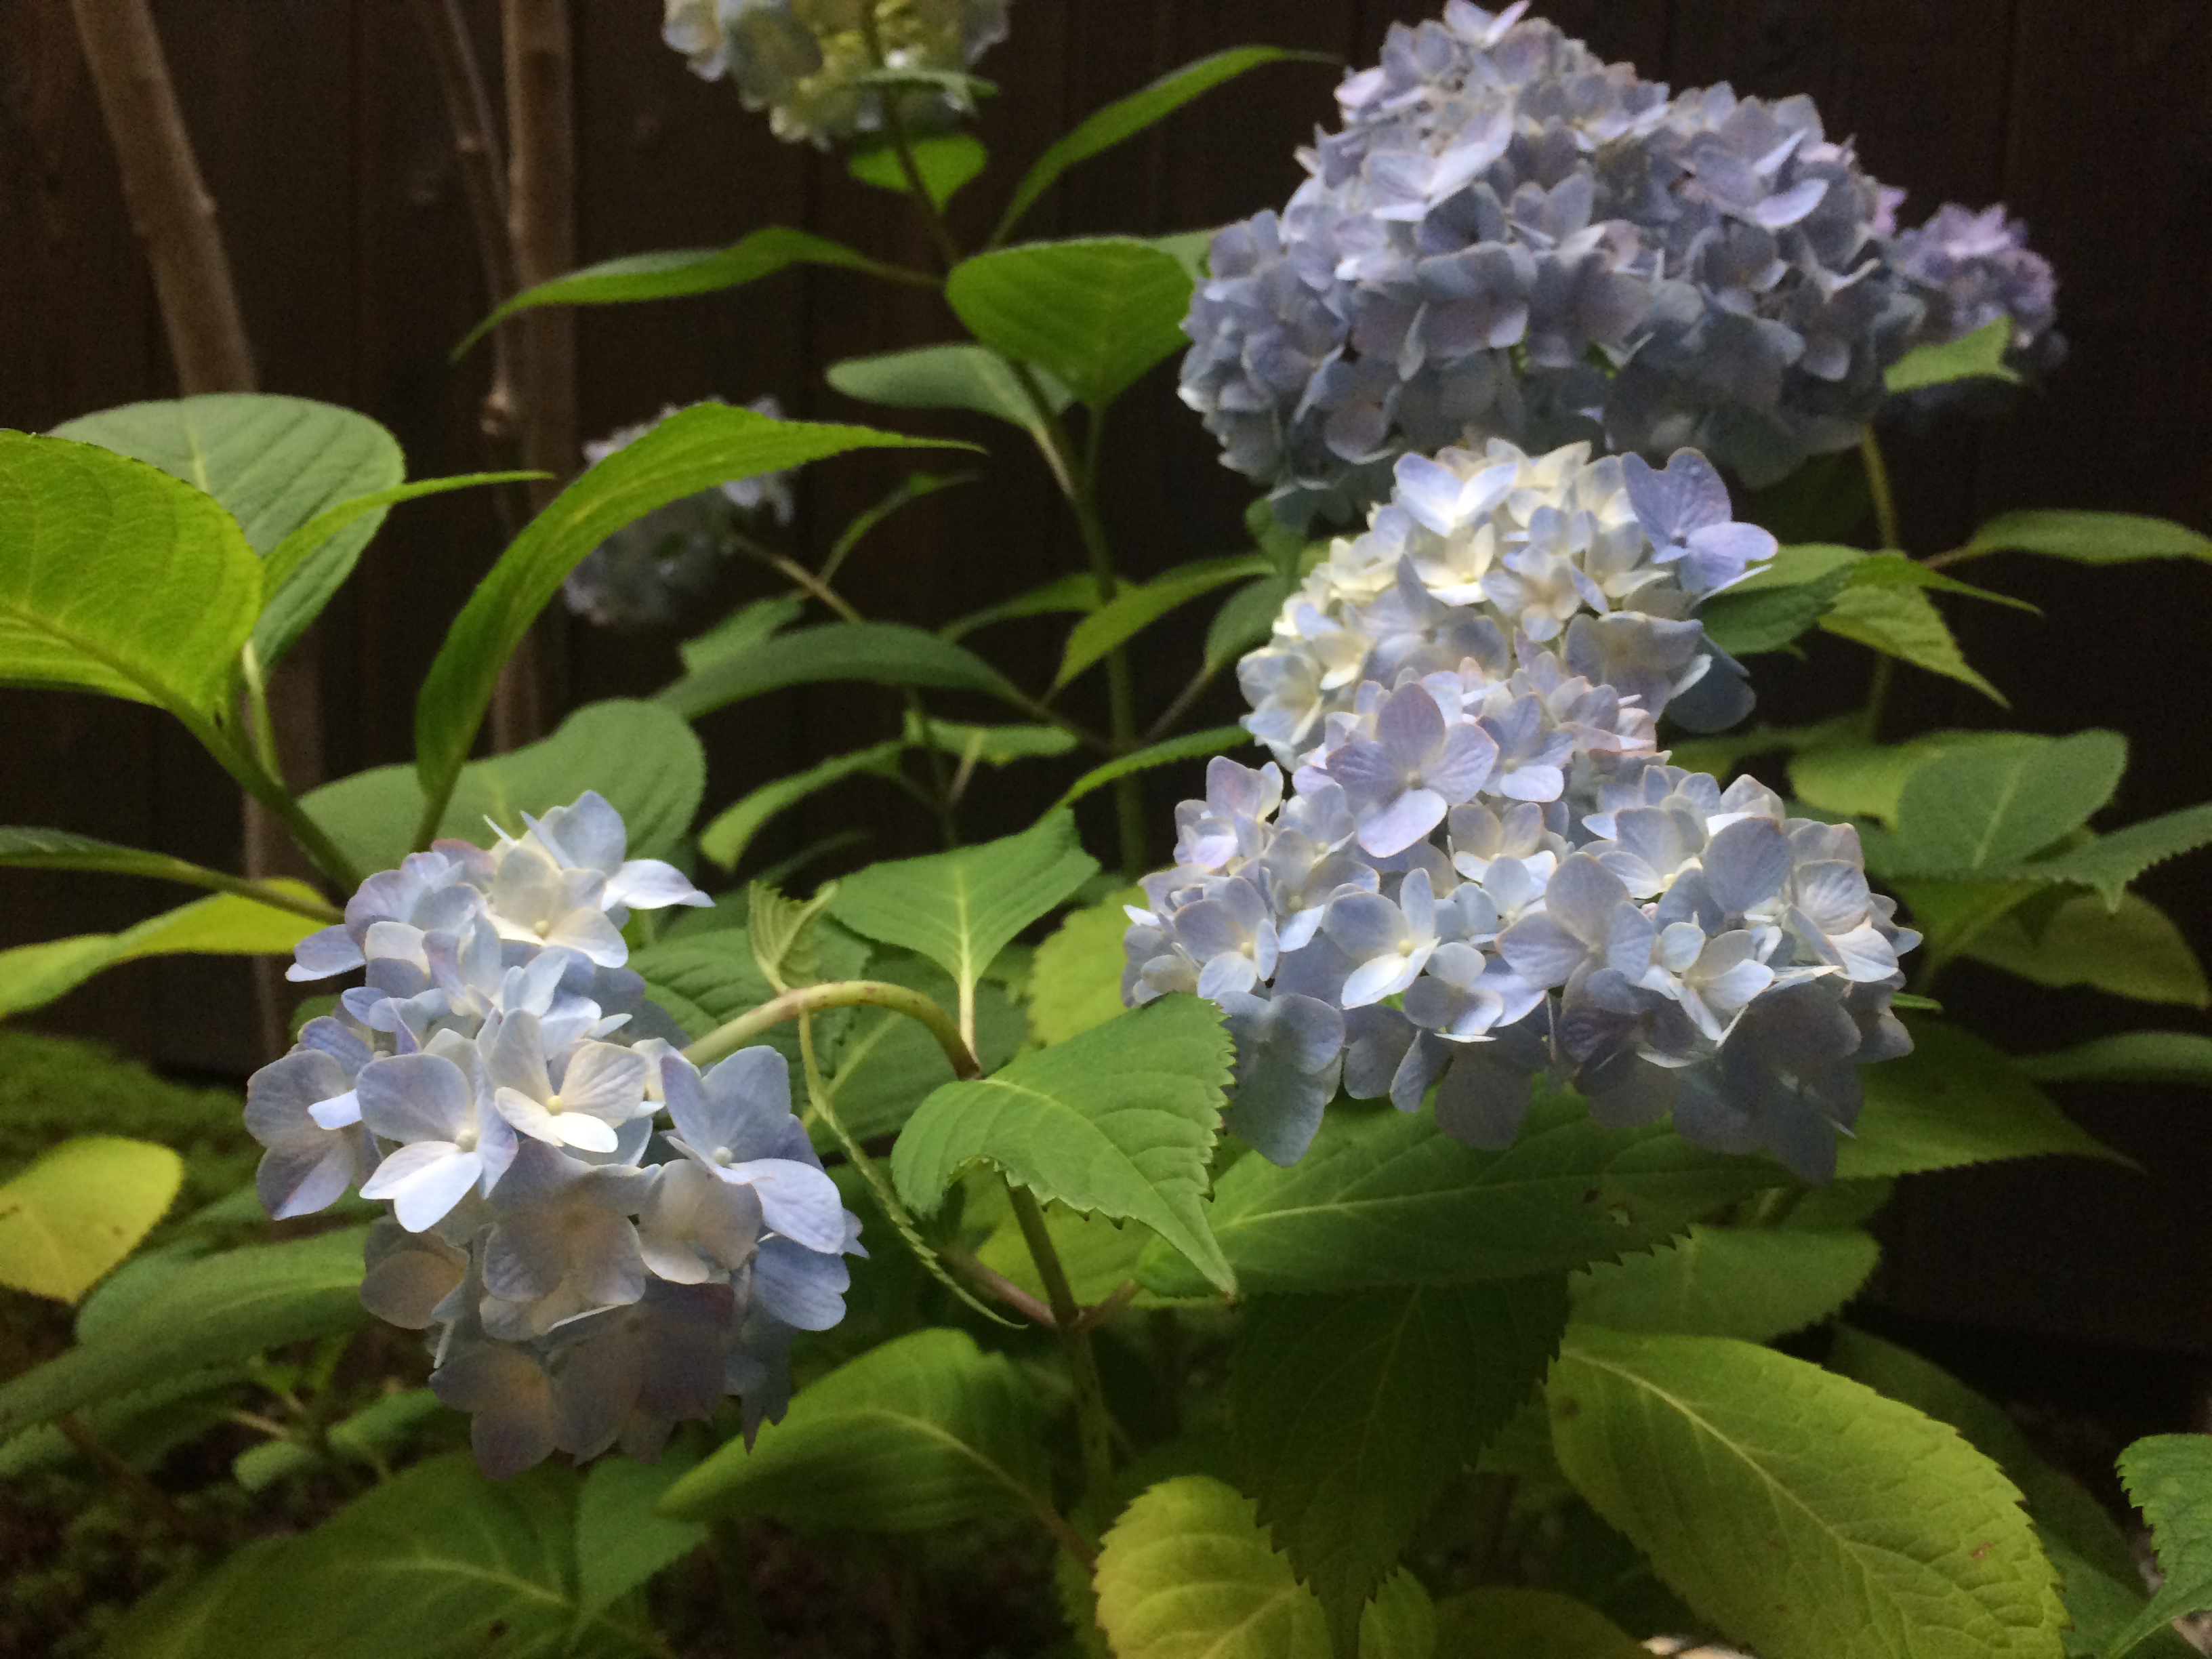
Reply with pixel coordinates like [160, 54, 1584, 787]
[1207, 574, 1294, 671]
[459, 227, 926, 352]
[307, 697, 704, 878]
[847, 132, 986, 207]
[0, 1136, 182, 1303]
[1092, 1475, 1434, 1659]
[2109, 1436, 2212, 1654]
[1149, 228, 1215, 281]
[416, 404, 955, 815]
[1028, 887, 1143, 1046]
[0, 828, 335, 918]
[630, 923, 872, 1072]
[574, 1447, 708, 1626]
[0, 887, 321, 1020]
[1698, 542, 1863, 657]
[2044, 1536, 2202, 1659]
[946, 239, 1193, 409]
[659, 618, 1023, 723]
[697, 741, 908, 873]
[819, 954, 1025, 1145]
[1965, 890, 2209, 1008]
[2018, 1031, 2212, 1088]
[677, 594, 806, 677]
[255, 471, 539, 667]
[1057, 726, 1254, 808]
[1885, 314, 2023, 393]
[1959, 509, 2212, 567]
[941, 571, 1100, 641]
[98, 1539, 289, 1659]
[659, 1328, 1053, 1531]
[1841, 1020, 2125, 1179]
[994, 47, 1333, 242]
[826, 343, 1074, 445]
[1138, 1096, 1774, 1299]
[830, 812, 1097, 1010]
[1055, 554, 1273, 689]
[894, 995, 1234, 1292]
[2007, 802, 2212, 908]
[904, 712, 1078, 764]
[1878, 730, 2129, 876]
[54, 394, 418, 671]
[1570, 1223, 1878, 1343]
[1820, 581, 2006, 703]
[1826, 1326, 2146, 1590]
[1549, 1327, 2067, 1659]
[1791, 730, 2042, 829]
[0, 1227, 367, 1436]
[1847, 549, 2040, 612]
[1430, 1586, 1649, 1659]
[1666, 714, 1866, 785]
[1233, 1279, 1568, 1643]
[0, 432, 260, 713]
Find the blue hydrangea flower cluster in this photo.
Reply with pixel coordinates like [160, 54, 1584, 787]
[1126, 441, 1918, 1181]
[245, 793, 862, 1475]
[1889, 201, 2065, 385]
[563, 398, 797, 632]
[663, 0, 1010, 148]
[1179, 1, 1927, 520]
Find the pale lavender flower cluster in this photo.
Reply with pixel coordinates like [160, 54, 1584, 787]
[563, 398, 798, 632]
[1127, 441, 1917, 1181]
[1888, 202, 2065, 386]
[245, 793, 863, 1476]
[1179, 1, 1923, 521]
[663, 0, 1010, 148]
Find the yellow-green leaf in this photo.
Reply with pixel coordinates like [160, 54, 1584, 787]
[0, 1137, 182, 1302]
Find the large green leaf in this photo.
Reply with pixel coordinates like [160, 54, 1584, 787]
[1959, 510, 2212, 567]
[1698, 542, 1863, 656]
[0, 887, 321, 1020]
[945, 240, 1193, 409]
[0, 1227, 367, 1435]
[307, 698, 703, 877]
[829, 812, 1097, 1015]
[415, 404, 953, 817]
[1549, 1328, 2067, 1659]
[632, 918, 871, 1069]
[0, 432, 260, 712]
[1874, 731, 2129, 877]
[1137, 1097, 1774, 1299]
[1820, 582, 2005, 703]
[994, 47, 1332, 242]
[1430, 1587, 1649, 1659]
[1233, 1279, 1567, 1644]
[2016, 1031, 2212, 1088]
[2109, 1436, 2212, 1655]
[696, 741, 908, 873]
[1848, 550, 2039, 612]
[0, 1136, 182, 1303]
[818, 954, 1025, 1146]
[2043, 1536, 2201, 1659]
[1791, 731, 2042, 828]
[1057, 726, 1254, 808]
[1841, 1020, 2123, 1179]
[659, 1328, 1052, 1532]
[2007, 802, 2212, 908]
[1055, 554, 1272, 689]
[894, 995, 1234, 1292]
[1092, 1475, 1433, 1659]
[1884, 315, 2023, 393]
[54, 394, 414, 670]
[459, 227, 925, 352]
[658, 618, 1023, 722]
[1965, 890, 2209, 1008]
[1027, 887, 1143, 1046]
[573, 1448, 708, 1626]
[825, 343, 1073, 445]
[1570, 1223, 1879, 1343]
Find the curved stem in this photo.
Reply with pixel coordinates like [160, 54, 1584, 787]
[682, 979, 979, 1075]
[1009, 1185, 1118, 1533]
[1859, 425, 1902, 552]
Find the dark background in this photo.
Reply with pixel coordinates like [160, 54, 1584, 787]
[1, 0, 2208, 1377]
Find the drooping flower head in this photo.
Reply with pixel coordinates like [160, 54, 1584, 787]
[247, 792, 863, 1474]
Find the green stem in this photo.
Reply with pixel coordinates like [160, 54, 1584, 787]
[239, 640, 283, 780]
[865, 17, 964, 271]
[683, 979, 979, 1075]
[1009, 1184, 1117, 1533]
[1859, 425, 1902, 552]
[1069, 412, 1147, 875]
[182, 710, 362, 892]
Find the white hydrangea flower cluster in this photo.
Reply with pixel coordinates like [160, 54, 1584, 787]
[247, 793, 863, 1475]
[1126, 442, 1919, 1181]
[663, 0, 1010, 148]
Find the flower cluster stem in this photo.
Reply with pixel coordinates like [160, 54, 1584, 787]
[1008, 1183, 1118, 1534]
[684, 979, 979, 1075]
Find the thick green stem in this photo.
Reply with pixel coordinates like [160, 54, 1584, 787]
[1009, 1184, 1117, 1532]
[683, 979, 979, 1075]
[183, 710, 361, 892]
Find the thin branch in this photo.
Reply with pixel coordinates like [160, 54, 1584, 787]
[56, 1412, 213, 1546]
[940, 1248, 1057, 1328]
[683, 979, 980, 1077]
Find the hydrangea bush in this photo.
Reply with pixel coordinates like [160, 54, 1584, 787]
[3, 5, 2209, 1658]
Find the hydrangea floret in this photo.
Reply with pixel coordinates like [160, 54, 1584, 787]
[662, 0, 1010, 148]
[1126, 439, 1918, 1181]
[1180, 1, 2057, 523]
[245, 792, 864, 1476]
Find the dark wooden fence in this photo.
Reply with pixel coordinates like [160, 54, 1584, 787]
[3, 0, 2209, 1360]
